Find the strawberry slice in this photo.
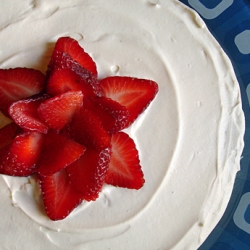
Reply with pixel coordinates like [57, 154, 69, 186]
[63, 102, 111, 150]
[38, 91, 83, 131]
[38, 169, 83, 221]
[0, 68, 45, 115]
[99, 76, 158, 125]
[50, 37, 97, 76]
[37, 131, 86, 176]
[85, 96, 130, 134]
[0, 131, 43, 176]
[66, 147, 111, 201]
[105, 132, 145, 189]
[9, 95, 49, 134]
[46, 65, 101, 98]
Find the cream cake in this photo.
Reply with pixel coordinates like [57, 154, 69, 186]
[0, 0, 245, 249]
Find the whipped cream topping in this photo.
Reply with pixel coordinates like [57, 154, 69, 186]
[0, 0, 245, 249]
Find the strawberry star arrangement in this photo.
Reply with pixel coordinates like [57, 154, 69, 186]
[0, 37, 158, 221]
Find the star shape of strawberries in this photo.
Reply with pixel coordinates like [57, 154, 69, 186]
[0, 37, 158, 220]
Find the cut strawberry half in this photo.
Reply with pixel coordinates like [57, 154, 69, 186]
[85, 96, 130, 134]
[37, 131, 86, 176]
[0, 131, 43, 177]
[106, 132, 145, 189]
[38, 169, 83, 221]
[46, 64, 101, 97]
[38, 91, 83, 131]
[66, 147, 111, 201]
[63, 102, 111, 150]
[50, 37, 97, 77]
[99, 76, 158, 125]
[0, 68, 45, 115]
[9, 95, 49, 134]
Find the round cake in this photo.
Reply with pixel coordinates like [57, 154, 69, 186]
[0, 0, 245, 249]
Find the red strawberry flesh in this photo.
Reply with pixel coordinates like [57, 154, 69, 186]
[99, 76, 158, 125]
[38, 169, 83, 221]
[37, 131, 86, 176]
[86, 96, 130, 134]
[38, 90, 83, 131]
[0, 122, 18, 150]
[0, 131, 43, 176]
[0, 123, 19, 165]
[9, 95, 49, 134]
[63, 101, 111, 150]
[46, 52, 101, 97]
[50, 37, 97, 76]
[0, 68, 45, 115]
[106, 132, 145, 189]
[66, 147, 111, 201]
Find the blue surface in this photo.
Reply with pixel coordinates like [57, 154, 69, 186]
[178, 1, 250, 249]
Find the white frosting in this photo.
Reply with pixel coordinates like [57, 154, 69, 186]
[0, 0, 245, 249]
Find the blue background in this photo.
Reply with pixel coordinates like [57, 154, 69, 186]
[178, 1, 250, 249]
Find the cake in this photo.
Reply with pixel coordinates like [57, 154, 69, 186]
[0, 0, 245, 249]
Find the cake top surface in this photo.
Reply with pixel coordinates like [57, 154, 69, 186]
[0, 0, 245, 249]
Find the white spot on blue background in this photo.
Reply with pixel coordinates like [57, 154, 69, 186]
[188, 0, 234, 19]
[235, 30, 250, 55]
[234, 192, 250, 234]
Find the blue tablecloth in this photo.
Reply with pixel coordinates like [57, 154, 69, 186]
[178, 1, 250, 249]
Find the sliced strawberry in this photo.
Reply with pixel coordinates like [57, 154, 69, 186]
[106, 132, 144, 189]
[46, 52, 101, 97]
[9, 95, 49, 134]
[66, 147, 111, 201]
[37, 131, 86, 176]
[38, 169, 83, 221]
[0, 131, 43, 177]
[99, 76, 158, 125]
[85, 96, 130, 134]
[38, 91, 83, 131]
[50, 37, 97, 76]
[0, 68, 45, 115]
[63, 102, 111, 150]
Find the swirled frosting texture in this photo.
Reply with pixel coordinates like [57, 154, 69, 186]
[0, 0, 245, 249]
